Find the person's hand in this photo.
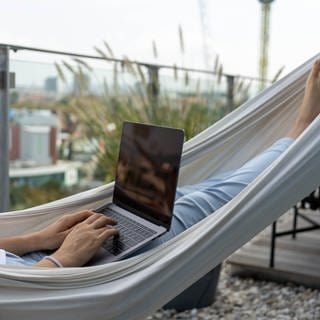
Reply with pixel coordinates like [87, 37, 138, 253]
[35, 211, 103, 251]
[50, 213, 119, 267]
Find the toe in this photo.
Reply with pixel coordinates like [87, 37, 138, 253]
[310, 59, 320, 78]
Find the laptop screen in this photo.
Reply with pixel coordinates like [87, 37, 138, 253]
[113, 122, 184, 228]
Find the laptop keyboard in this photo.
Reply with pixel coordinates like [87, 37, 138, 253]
[102, 208, 157, 256]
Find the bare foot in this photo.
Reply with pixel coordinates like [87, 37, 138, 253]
[288, 59, 320, 139]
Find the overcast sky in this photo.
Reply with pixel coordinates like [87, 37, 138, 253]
[1, 0, 319, 79]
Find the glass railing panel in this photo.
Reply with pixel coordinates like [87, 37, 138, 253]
[7, 47, 264, 210]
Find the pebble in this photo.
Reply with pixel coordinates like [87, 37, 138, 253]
[145, 263, 320, 320]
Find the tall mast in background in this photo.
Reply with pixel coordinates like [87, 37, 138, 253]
[258, 0, 275, 90]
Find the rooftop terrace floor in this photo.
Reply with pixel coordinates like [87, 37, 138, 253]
[228, 209, 320, 288]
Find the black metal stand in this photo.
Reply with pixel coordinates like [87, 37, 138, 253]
[269, 188, 320, 268]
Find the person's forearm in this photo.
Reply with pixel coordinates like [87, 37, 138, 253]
[0, 232, 43, 256]
[34, 259, 58, 268]
[34, 253, 66, 268]
[34, 251, 72, 268]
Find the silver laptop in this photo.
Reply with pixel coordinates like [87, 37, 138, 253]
[90, 121, 184, 265]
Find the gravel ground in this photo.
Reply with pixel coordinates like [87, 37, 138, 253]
[146, 263, 320, 320]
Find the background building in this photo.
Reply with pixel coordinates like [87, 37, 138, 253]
[44, 77, 58, 93]
[9, 109, 80, 188]
[9, 109, 58, 165]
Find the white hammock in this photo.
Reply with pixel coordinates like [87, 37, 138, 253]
[0, 54, 319, 320]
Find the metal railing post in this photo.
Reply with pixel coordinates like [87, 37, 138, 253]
[147, 66, 160, 105]
[0, 46, 10, 212]
[226, 75, 235, 113]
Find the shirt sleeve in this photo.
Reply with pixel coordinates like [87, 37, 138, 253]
[0, 249, 48, 266]
[0, 249, 6, 264]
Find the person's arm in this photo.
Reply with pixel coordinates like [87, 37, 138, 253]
[35, 214, 119, 267]
[0, 210, 116, 257]
[0, 233, 41, 256]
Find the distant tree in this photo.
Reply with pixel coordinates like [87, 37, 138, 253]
[10, 181, 70, 210]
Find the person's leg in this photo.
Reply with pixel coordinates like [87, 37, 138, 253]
[140, 137, 293, 251]
[175, 136, 291, 200]
[287, 59, 320, 139]
[174, 59, 320, 202]
[175, 171, 232, 200]
[140, 59, 320, 252]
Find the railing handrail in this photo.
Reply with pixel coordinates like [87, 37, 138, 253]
[0, 43, 270, 83]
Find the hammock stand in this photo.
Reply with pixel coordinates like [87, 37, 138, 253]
[0, 53, 319, 320]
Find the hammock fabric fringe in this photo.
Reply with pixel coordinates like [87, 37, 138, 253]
[0, 53, 319, 320]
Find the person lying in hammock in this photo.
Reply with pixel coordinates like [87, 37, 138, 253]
[1, 59, 320, 268]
